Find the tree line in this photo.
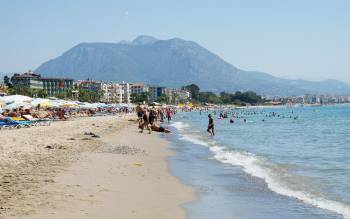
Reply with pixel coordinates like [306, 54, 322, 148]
[182, 84, 264, 105]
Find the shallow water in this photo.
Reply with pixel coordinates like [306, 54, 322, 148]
[165, 105, 350, 219]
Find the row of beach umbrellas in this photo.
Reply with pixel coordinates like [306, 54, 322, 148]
[0, 95, 131, 112]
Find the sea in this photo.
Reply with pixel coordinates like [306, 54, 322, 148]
[164, 104, 350, 219]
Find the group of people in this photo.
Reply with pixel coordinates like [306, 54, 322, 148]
[1, 107, 80, 121]
[0, 105, 134, 125]
[135, 105, 218, 136]
[136, 104, 174, 134]
[202, 108, 301, 136]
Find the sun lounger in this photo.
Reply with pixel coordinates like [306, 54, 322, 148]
[0, 117, 31, 130]
[22, 114, 52, 126]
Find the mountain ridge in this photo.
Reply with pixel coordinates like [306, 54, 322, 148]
[35, 36, 350, 96]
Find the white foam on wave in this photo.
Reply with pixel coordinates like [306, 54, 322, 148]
[171, 121, 190, 131]
[171, 122, 210, 146]
[180, 135, 209, 147]
[171, 119, 350, 217]
[210, 145, 350, 218]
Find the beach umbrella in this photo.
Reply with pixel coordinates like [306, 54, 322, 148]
[0, 95, 32, 104]
[38, 102, 52, 108]
[49, 100, 72, 108]
[79, 102, 95, 109]
[64, 101, 79, 108]
[96, 103, 108, 108]
[48, 97, 58, 100]
[3, 102, 33, 110]
[89, 103, 100, 109]
[31, 98, 52, 108]
[57, 100, 79, 108]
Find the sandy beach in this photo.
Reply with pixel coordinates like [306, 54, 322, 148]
[0, 115, 195, 219]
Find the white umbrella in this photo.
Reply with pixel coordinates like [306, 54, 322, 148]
[79, 102, 95, 109]
[30, 98, 52, 107]
[3, 102, 33, 110]
[0, 95, 32, 104]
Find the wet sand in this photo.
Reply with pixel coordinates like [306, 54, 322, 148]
[0, 115, 195, 219]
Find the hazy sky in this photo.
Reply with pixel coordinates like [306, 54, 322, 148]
[1, 0, 350, 83]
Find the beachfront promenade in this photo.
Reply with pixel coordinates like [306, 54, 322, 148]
[0, 115, 194, 219]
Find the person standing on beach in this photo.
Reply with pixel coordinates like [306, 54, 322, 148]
[207, 114, 215, 136]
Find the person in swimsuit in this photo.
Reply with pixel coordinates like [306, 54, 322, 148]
[136, 104, 143, 124]
[166, 108, 172, 123]
[207, 114, 215, 136]
[151, 123, 171, 133]
[139, 110, 151, 134]
[148, 108, 157, 125]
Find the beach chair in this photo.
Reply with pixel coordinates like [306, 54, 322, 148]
[0, 118, 22, 130]
[11, 117, 26, 121]
[4, 117, 31, 129]
[22, 115, 52, 126]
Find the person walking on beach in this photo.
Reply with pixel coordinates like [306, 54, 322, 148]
[207, 114, 215, 136]
[136, 104, 143, 124]
[149, 107, 157, 126]
[140, 110, 152, 134]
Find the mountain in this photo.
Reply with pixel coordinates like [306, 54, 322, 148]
[36, 35, 350, 96]
[121, 35, 158, 46]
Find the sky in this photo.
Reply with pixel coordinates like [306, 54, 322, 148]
[1, 0, 350, 83]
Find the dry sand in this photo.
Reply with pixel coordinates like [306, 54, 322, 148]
[0, 115, 195, 219]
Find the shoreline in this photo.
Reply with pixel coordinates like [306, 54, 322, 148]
[169, 111, 348, 219]
[1, 115, 195, 219]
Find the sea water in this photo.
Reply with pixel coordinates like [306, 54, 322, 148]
[165, 104, 350, 219]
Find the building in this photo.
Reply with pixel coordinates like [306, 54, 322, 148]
[120, 82, 131, 103]
[78, 80, 103, 92]
[78, 81, 131, 103]
[148, 86, 168, 102]
[10, 71, 74, 96]
[11, 71, 43, 90]
[304, 94, 320, 104]
[130, 83, 149, 95]
[172, 89, 191, 104]
[41, 77, 74, 96]
[101, 83, 124, 103]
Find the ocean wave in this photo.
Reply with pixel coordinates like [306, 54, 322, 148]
[179, 135, 209, 147]
[171, 122, 210, 146]
[176, 130, 350, 218]
[171, 121, 190, 131]
[212, 145, 350, 218]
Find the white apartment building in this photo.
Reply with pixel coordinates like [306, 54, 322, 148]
[120, 82, 131, 103]
[173, 89, 190, 100]
[101, 83, 123, 103]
